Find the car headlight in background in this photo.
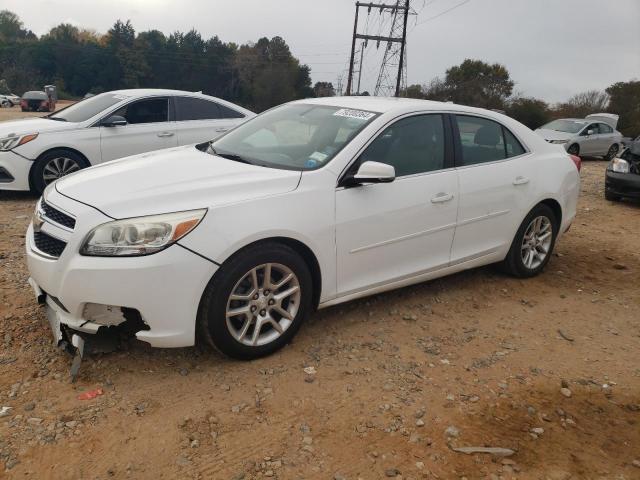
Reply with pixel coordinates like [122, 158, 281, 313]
[549, 139, 568, 144]
[0, 133, 38, 151]
[80, 209, 207, 256]
[611, 158, 630, 174]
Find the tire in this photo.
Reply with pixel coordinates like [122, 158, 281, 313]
[605, 190, 621, 202]
[30, 149, 89, 194]
[1, 101, 10, 108]
[567, 144, 580, 156]
[604, 144, 619, 161]
[501, 204, 558, 278]
[197, 242, 313, 359]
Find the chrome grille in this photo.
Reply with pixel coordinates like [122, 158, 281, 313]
[33, 231, 67, 258]
[41, 201, 76, 230]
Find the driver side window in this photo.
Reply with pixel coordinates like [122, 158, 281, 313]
[358, 114, 445, 177]
[112, 98, 169, 125]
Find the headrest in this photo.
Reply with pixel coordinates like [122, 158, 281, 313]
[474, 126, 500, 146]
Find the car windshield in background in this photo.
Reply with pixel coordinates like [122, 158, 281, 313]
[47, 93, 128, 123]
[541, 119, 587, 134]
[210, 104, 379, 170]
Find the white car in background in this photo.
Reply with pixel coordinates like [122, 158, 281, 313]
[26, 97, 580, 364]
[0, 89, 254, 193]
[535, 113, 623, 160]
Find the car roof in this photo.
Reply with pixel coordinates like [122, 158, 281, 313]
[109, 88, 218, 97]
[289, 96, 507, 117]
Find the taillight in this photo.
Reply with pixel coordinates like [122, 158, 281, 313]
[20, 100, 26, 106]
[569, 154, 581, 172]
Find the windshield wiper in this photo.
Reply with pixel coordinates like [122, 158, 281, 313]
[209, 145, 253, 165]
[47, 116, 67, 122]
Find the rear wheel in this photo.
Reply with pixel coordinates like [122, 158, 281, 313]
[197, 242, 313, 359]
[567, 144, 580, 156]
[31, 149, 88, 194]
[604, 144, 619, 161]
[501, 204, 558, 278]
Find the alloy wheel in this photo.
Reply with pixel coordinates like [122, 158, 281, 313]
[520, 215, 553, 270]
[42, 157, 81, 184]
[225, 263, 301, 347]
[606, 144, 618, 160]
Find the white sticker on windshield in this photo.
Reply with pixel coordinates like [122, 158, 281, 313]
[333, 108, 376, 121]
[309, 151, 328, 162]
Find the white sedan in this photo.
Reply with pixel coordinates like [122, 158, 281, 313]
[26, 97, 580, 362]
[0, 89, 254, 193]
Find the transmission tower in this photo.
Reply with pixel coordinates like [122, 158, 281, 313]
[374, 0, 409, 96]
[346, 1, 411, 97]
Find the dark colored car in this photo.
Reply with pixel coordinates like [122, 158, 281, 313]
[20, 91, 55, 112]
[605, 136, 640, 201]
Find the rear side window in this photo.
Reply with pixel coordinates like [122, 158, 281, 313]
[113, 98, 168, 124]
[455, 115, 525, 166]
[175, 96, 244, 121]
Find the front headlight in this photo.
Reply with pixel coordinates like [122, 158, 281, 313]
[549, 139, 568, 145]
[0, 133, 38, 151]
[80, 209, 207, 256]
[611, 158, 630, 174]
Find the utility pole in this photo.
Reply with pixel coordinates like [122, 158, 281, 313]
[356, 42, 365, 94]
[346, 1, 411, 97]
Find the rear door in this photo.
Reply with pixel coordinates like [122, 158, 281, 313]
[174, 96, 247, 145]
[450, 114, 532, 264]
[596, 122, 615, 154]
[99, 97, 177, 162]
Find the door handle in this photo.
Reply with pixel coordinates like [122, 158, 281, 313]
[513, 176, 529, 186]
[431, 192, 454, 203]
[157, 132, 174, 137]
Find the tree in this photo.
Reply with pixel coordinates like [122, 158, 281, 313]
[505, 97, 551, 129]
[554, 90, 609, 119]
[443, 59, 513, 109]
[313, 81, 335, 97]
[402, 84, 424, 99]
[0, 10, 33, 42]
[606, 81, 640, 138]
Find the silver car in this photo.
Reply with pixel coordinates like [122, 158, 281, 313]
[536, 113, 623, 160]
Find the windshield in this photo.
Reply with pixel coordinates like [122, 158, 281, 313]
[210, 104, 379, 170]
[48, 92, 129, 123]
[541, 119, 587, 134]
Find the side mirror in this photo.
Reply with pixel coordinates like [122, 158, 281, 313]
[586, 129, 594, 136]
[101, 115, 127, 127]
[345, 161, 396, 186]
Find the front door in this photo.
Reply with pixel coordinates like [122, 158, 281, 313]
[100, 97, 177, 162]
[335, 113, 458, 296]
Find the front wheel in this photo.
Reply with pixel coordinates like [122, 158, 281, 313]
[604, 144, 619, 161]
[197, 243, 313, 359]
[567, 144, 580, 156]
[501, 204, 558, 278]
[31, 149, 88, 194]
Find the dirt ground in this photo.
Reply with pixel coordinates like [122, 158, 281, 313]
[0, 105, 639, 480]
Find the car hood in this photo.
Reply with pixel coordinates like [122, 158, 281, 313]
[535, 129, 575, 142]
[55, 145, 302, 218]
[0, 118, 78, 137]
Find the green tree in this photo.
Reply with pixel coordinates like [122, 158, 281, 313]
[606, 81, 640, 137]
[443, 59, 514, 109]
[506, 97, 551, 129]
[313, 81, 336, 97]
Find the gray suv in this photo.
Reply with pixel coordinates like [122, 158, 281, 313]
[536, 113, 623, 160]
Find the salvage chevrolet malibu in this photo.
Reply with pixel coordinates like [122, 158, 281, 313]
[27, 97, 580, 363]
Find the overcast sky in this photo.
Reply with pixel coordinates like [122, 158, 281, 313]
[5, 0, 640, 103]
